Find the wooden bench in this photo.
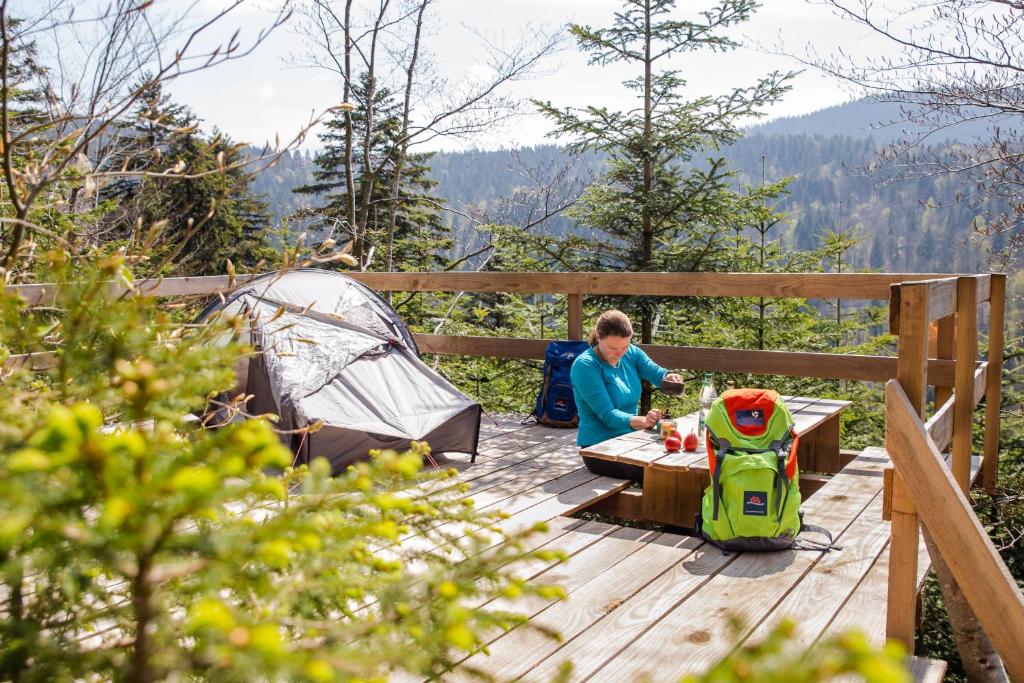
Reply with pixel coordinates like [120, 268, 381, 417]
[579, 396, 852, 527]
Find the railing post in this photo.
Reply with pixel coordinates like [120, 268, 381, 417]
[887, 281, 929, 648]
[952, 277, 978, 493]
[568, 293, 584, 341]
[983, 273, 1006, 493]
[934, 316, 955, 409]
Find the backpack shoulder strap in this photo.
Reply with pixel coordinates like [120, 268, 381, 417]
[708, 428, 731, 522]
[795, 523, 843, 552]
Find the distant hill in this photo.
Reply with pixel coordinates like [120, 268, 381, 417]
[749, 98, 1013, 144]
[251, 98, 1005, 274]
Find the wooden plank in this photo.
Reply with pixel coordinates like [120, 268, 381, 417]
[799, 472, 831, 498]
[934, 314, 955, 408]
[567, 293, 584, 341]
[883, 451, 982, 523]
[3, 350, 58, 371]
[6, 273, 265, 305]
[583, 489, 644, 519]
[521, 541, 737, 683]
[924, 395, 954, 455]
[983, 273, 1006, 492]
[451, 533, 701, 682]
[882, 467, 893, 521]
[8, 271, 972, 305]
[805, 413, 842, 474]
[973, 362, 987, 407]
[415, 334, 550, 360]
[396, 467, 602, 558]
[927, 278, 957, 321]
[887, 281, 929, 648]
[477, 414, 539, 441]
[886, 380, 1024, 681]
[413, 335, 956, 385]
[823, 545, 890, 647]
[889, 277, 958, 332]
[585, 448, 890, 682]
[396, 449, 589, 551]
[952, 276, 978, 493]
[976, 274, 992, 303]
[344, 272, 953, 299]
[579, 435, 649, 463]
[839, 449, 859, 469]
[746, 492, 890, 647]
[638, 471, 679, 524]
[828, 455, 975, 648]
[481, 424, 580, 458]
[910, 657, 947, 683]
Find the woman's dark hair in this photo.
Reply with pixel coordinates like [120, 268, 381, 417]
[588, 309, 633, 346]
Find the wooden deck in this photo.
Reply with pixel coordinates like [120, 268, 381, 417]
[402, 414, 951, 682]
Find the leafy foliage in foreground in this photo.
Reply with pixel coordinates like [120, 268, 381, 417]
[683, 619, 910, 683]
[0, 255, 563, 682]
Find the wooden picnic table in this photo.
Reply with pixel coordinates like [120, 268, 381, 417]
[578, 396, 853, 528]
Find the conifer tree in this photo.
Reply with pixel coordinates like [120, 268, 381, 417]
[295, 74, 449, 273]
[108, 84, 277, 276]
[532, 0, 791, 407]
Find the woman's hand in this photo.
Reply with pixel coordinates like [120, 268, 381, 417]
[664, 372, 683, 384]
[630, 409, 662, 430]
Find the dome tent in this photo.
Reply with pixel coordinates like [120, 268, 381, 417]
[199, 269, 481, 474]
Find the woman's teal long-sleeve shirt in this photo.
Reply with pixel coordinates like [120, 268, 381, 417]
[570, 345, 667, 447]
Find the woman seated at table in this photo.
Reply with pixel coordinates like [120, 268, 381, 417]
[570, 309, 684, 484]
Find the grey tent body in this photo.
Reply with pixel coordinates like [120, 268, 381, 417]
[199, 269, 481, 474]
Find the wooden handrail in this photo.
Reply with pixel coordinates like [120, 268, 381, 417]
[888, 277, 959, 334]
[5, 273, 267, 306]
[973, 363, 988, 408]
[928, 278, 958, 321]
[886, 380, 1024, 680]
[7, 271, 966, 303]
[925, 395, 955, 454]
[413, 334, 958, 384]
[976, 274, 992, 303]
[3, 336, 960, 383]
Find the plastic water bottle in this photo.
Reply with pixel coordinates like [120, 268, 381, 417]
[697, 373, 718, 438]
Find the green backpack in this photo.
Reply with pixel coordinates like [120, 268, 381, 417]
[696, 388, 835, 552]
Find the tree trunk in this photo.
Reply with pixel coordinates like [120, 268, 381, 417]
[921, 527, 1008, 682]
[342, 0, 357, 262]
[639, 0, 654, 414]
[127, 556, 153, 683]
[385, 0, 429, 301]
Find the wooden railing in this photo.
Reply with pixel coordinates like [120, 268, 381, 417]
[5, 270, 1011, 652]
[881, 275, 1011, 654]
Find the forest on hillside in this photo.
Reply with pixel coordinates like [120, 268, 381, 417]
[253, 128, 995, 278]
[3, 1, 1024, 682]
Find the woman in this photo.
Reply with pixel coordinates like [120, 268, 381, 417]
[569, 309, 684, 483]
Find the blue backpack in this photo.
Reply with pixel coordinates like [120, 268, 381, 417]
[531, 340, 590, 428]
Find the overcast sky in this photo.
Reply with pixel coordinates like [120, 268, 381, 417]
[40, 0, 890, 152]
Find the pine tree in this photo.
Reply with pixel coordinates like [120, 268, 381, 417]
[294, 74, 449, 272]
[107, 83, 276, 276]
[531, 0, 791, 408]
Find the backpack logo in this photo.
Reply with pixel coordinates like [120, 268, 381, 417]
[735, 409, 765, 427]
[555, 397, 567, 409]
[743, 491, 768, 516]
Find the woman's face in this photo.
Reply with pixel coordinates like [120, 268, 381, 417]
[597, 334, 631, 364]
